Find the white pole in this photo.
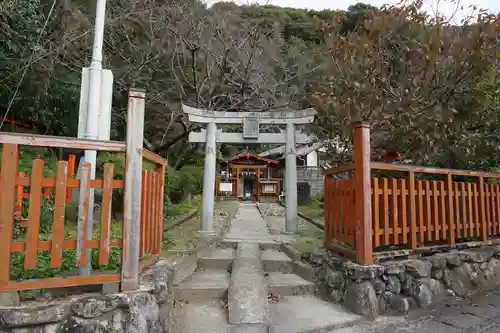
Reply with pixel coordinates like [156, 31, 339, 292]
[285, 122, 298, 233]
[201, 122, 217, 232]
[80, 0, 107, 275]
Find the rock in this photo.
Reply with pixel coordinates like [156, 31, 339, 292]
[479, 262, 488, 271]
[404, 260, 431, 278]
[344, 262, 384, 280]
[461, 247, 495, 263]
[59, 317, 111, 333]
[330, 289, 344, 303]
[139, 260, 175, 303]
[386, 276, 401, 294]
[401, 274, 414, 293]
[444, 263, 474, 296]
[324, 268, 345, 288]
[389, 294, 410, 314]
[308, 250, 327, 266]
[445, 252, 466, 267]
[0, 292, 20, 307]
[382, 262, 405, 275]
[343, 282, 379, 319]
[425, 256, 447, 269]
[378, 295, 388, 314]
[409, 278, 446, 307]
[373, 279, 386, 295]
[0, 303, 69, 329]
[71, 295, 121, 319]
[431, 268, 444, 280]
[101, 283, 120, 295]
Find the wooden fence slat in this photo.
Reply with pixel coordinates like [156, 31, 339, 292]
[373, 178, 380, 247]
[418, 180, 424, 244]
[493, 184, 498, 235]
[140, 169, 146, 257]
[454, 182, 461, 239]
[50, 161, 69, 268]
[150, 172, 157, 254]
[408, 172, 417, 248]
[474, 183, 480, 237]
[157, 165, 166, 254]
[433, 181, 439, 241]
[98, 164, 114, 266]
[461, 182, 467, 239]
[383, 178, 390, 245]
[479, 177, 487, 241]
[0, 144, 19, 284]
[399, 179, 408, 245]
[425, 181, 432, 241]
[468, 183, 474, 237]
[153, 170, 160, 254]
[496, 184, 500, 236]
[391, 179, 399, 245]
[439, 181, 447, 240]
[486, 184, 492, 237]
[145, 171, 152, 254]
[24, 160, 44, 270]
[77, 163, 91, 268]
[446, 175, 455, 244]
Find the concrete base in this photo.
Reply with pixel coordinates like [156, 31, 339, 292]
[170, 302, 229, 333]
[262, 249, 293, 273]
[266, 273, 315, 296]
[228, 243, 268, 326]
[198, 248, 236, 271]
[230, 324, 268, 333]
[0, 291, 19, 307]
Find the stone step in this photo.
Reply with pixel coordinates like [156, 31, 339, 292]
[169, 302, 230, 333]
[228, 243, 268, 327]
[173, 269, 230, 302]
[268, 296, 362, 333]
[261, 249, 293, 273]
[265, 272, 316, 296]
[198, 248, 236, 271]
[221, 239, 283, 251]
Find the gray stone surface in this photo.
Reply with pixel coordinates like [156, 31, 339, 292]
[228, 242, 268, 325]
[343, 281, 379, 319]
[0, 292, 20, 307]
[170, 302, 229, 333]
[297, 166, 324, 197]
[174, 269, 230, 301]
[230, 324, 268, 333]
[265, 272, 315, 296]
[269, 295, 361, 333]
[198, 248, 236, 270]
[261, 249, 293, 273]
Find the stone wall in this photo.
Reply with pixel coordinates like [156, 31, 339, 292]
[297, 167, 323, 197]
[0, 261, 175, 333]
[307, 246, 500, 319]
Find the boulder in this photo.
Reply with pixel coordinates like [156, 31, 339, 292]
[404, 260, 431, 278]
[382, 262, 405, 275]
[425, 256, 447, 269]
[59, 317, 111, 333]
[0, 303, 69, 329]
[71, 295, 122, 319]
[343, 282, 379, 319]
[324, 268, 345, 288]
[431, 269, 444, 280]
[409, 278, 446, 307]
[444, 263, 474, 296]
[386, 276, 401, 294]
[445, 252, 466, 267]
[388, 294, 410, 315]
[461, 247, 495, 263]
[373, 279, 386, 295]
[344, 262, 384, 280]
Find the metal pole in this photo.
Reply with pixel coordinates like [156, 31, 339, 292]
[285, 122, 298, 233]
[201, 122, 217, 232]
[80, 0, 107, 275]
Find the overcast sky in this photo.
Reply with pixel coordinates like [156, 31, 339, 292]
[204, 0, 499, 23]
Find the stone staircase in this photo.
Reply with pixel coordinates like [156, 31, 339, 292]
[169, 203, 362, 333]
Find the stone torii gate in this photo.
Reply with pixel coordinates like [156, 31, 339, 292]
[182, 105, 317, 234]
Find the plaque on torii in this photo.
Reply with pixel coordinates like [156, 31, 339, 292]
[181, 104, 317, 234]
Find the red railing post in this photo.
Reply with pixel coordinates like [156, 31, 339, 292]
[353, 122, 373, 264]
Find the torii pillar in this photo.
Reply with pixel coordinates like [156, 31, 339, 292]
[182, 105, 317, 233]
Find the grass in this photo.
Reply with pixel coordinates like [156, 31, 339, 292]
[290, 217, 325, 254]
[165, 196, 202, 225]
[297, 199, 324, 223]
[161, 200, 239, 262]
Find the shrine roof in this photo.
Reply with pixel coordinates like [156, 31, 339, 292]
[224, 152, 278, 164]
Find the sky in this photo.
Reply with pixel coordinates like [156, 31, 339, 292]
[204, 0, 500, 23]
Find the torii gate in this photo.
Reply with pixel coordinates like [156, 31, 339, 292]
[182, 105, 317, 233]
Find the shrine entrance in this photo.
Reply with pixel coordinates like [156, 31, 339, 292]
[217, 153, 280, 202]
[182, 104, 316, 233]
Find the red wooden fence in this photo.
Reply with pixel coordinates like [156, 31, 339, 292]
[324, 123, 500, 264]
[0, 88, 167, 292]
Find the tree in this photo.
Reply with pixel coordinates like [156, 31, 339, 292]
[313, 0, 499, 170]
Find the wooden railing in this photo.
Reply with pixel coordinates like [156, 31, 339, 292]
[0, 88, 166, 292]
[324, 122, 500, 265]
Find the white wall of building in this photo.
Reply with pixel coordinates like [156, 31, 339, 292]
[306, 151, 318, 167]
